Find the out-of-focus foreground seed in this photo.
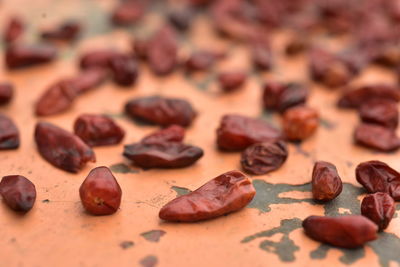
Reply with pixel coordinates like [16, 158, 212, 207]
[0, 175, 36, 212]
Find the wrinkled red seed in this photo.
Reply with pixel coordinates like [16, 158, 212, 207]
[79, 166, 122, 215]
[41, 20, 81, 41]
[0, 175, 36, 212]
[240, 141, 288, 175]
[263, 82, 308, 112]
[251, 37, 272, 70]
[168, 8, 192, 31]
[133, 39, 149, 59]
[338, 84, 400, 109]
[159, 170, 256, 222]
[142, 125, 185, 144]
[185, 51, 218, 72]
[125, 96, 197, 127]
[354, 123, 400, 152]
[35, 122, 95, 173]
[74, 114, 125, 147]
[123, 142, 203, 169]
[218, 71, 246, 92]
[111, 0, 145, 26]
[302, 215, 378, 248]
[217, 114, 283, 151]
[5, 43, 57, 69]
[0, 114, 20, 150]
[35, 80, 78, 116]
[359, 99, 399, 129]
[312, 161, 343, 202]
[361, 192, 395, 231]
[109, 54, 138, 86]
[356, 160, 400, 201]
[0, 83, 14, 105]
[3, 16, 24, 43]
[285, 35, 309, 55]
[70, 68, 108, 94]
[282, 106, 319, 141]
[79, 49, 118, 69]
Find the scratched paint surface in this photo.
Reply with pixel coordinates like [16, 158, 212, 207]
[0, 1, 399, 267]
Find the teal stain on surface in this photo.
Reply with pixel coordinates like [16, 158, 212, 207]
[171, 186, 192, 196]
[110, 163, 139, 174]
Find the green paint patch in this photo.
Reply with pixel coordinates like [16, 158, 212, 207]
[140, 255, 158, 267]
[141, 230, 166, 242]
[103, 112, 126, 119]
[319, 118, 336, 130]
[171, 186, 192, 196]
[259, 110, 279, 128]
[110, 163, 139, 174]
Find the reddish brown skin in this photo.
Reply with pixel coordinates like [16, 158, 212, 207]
[0, 83, 14, 105]
[109, 54, 138, 86]
[79, 49, 118, 69]
[354, 123, 400, 152]
[263, 82, 308, 112]
[147, 26, 178, 75]
[185, 51, 218, 72]
[168, 8, 192, 31]
[35, 80, 78, 116]
[312, 161, 343, 202]
[123, 142, 203, 169]
[302, 215, 378, 248]
[3, 16, 24, 43]
[359, 99, 399, 129]
[133, 39, 149, 59]
[34, 122, 96, 173]
[141, 125, 185, 144]
[111, 0, 145, 26]
[337, 84, 400, 109]
[282, 106, 319, 141]
[79, 166, 122, 216]
[5, 43, 57, 69]
[251, 37, 272, 70]
[41, 20, 81, 41]
[218, 71, 246, 92]
[285, 36, 309, 55]
[0, 175, 36, 212]
[361, 192, 395, 231]
[240, 141, 288, 175]
[216, 114, 283, 151]
[356, 160, 400, 201]
[74, 114, 125, 147]
[159, 170, 256, 222]
[70, 68, 108, 94]
[125, 96, 197, 127]
[0, 114, 20, 150]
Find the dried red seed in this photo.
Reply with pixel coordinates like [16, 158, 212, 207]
[0, 83, 14, 105]
[0, 175, 36, 212]
[263, 82, 308, 112]
[217, 114, 283, 151]
[354, 123, 400, 152]
[133, 39, 149, 59]
[251, 37, 272, 70]
[168, 8, 192, 31]
[125, 96, 197, 127]
[3, 16, 24, 44]
[361, 192, 395, 231]
[35, 122, 95, 173]
[41, 20, 81, 41]
[240, 141, 288, 175]
[159, 170, 256, 222]
[359, 99, 399, 129]
[285, 35, 309, 55]
[302, 215, 378, 248]
[0, 114, 20, 150]
[312, 161, 342, 202]
[142, 125, 185, 144]
[218, 71, 246, 92]
[123, 142, 203, 169]
[79, 166, 122, 215]
[74, 114, 125, 147]
[5, 43, 57, 69]
[79, 49, 118, 69]
[109, 54, 138, 86]
[111, 0, 145, 26]
[185, 51, 217, 72]
[282, 106, 319, 141]
[70, 68, 108, 94]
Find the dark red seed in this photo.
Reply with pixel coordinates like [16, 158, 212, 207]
[356, 160, 400, 201]
[185, 51, 217, 72]
[111, 0, 145, 26]
[133, 39, 149, 59]
[109, 54, 138, 86]
[3, 16, 24, 43]
[282, 106, 319, 141]
[123, 142, 203, 169]
[70, 68, 108, 94]
[35, 122, 96, 173]
[79, 49, 118, 69]
[240, 141, 288, 175]
[359, 99, 399, 129]
[125, 96, 197, 127]
[218, 71, 246, 92]
[302, 215, 378, 248]
[79, 166, 122, 215]
[0, 83, 14, 105]
[251, 37, 272, 70]
[354, 123, 400, 152]
[41, 20, 81, 41]
[5, 43, 57, 69]
[0, 175, 36, 212]
[361, 192, 395, 231]
[263, 82, 308, 112]
[74, 114, 125, 147]
[312, 161, 342, 202]
[142, 125, 185, 144]
[0, 114, 20, 150]
[168, 8, 192, 31]
[216, 114, 283, 151]
[285, 35, 309, 55]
